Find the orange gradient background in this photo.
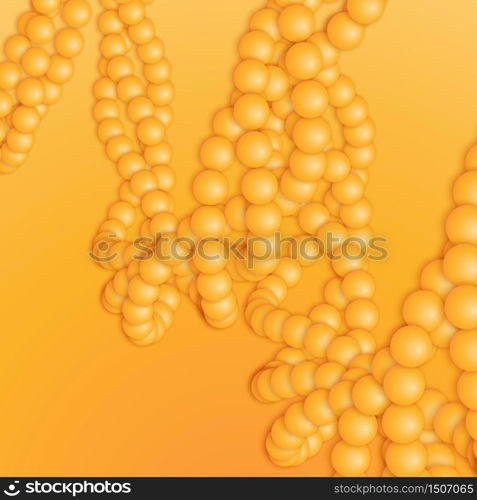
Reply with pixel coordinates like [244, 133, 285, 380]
[0, 0, 475, 477]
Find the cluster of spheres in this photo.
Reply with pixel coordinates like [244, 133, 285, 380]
[2, 0, 477, 477]
[0, 0, 92, 174]
[91, 0, 182, 345]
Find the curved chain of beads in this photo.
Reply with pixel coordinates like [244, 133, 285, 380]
[2, 0, 477, 477]
[236, 0, 384, 472]
[244, 0, 477, 475]
[0, 0, 92, 174]
[91, 0, 183, 346]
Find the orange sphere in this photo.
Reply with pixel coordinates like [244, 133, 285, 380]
[21, 47, 50, 77]
[420, 259, 453, 297]
[241, 168, 278, 205]
[285, 42, 322, 80]
[289, 149, 326, 182]
[25, 15, 55, 45]
[291, 80, 329, 119]
[347, 0, 387, 25]
[338, 408, 377, 446]
[238, 30, 274, 63]
[236, 131, 273, 168]
[293, 117, 331, 154]
[233, 59, 269, 94]
[212, 107, 243, 141]
[383, 366, 425, 406]
[192, 170, 229, 205]
[443, 244, 477, 285]
[62, 0, 92, 28]
[246, 202, 282, 235]
[402, 290, 444, 332]
[457, 372, 477, 410]
[446, 205, 477, 245]
[233, 93, 270, 130]
[190, 206, 226, 238]
[450, 329, 477, 371]
[352, 375, 389, 416]
[390, 326, 434, 368]
[278, 5, 315, 42]
[16, 78, 45, 106]
[386, 441, 427, 477]
[382, 404, 424, 444]
[331, 441, 370, 476]
[445, 285, 477, 330]
[327, 12, 365, 50]
[453, 170, 477, 205]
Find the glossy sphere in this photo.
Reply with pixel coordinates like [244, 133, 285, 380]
[285, 42, 322, 80]
[17, 78, 44, 106]
[55, 28, 84, 58]
[236, 131, 273, 168]
[338, 408, 377, 446]
[383, 366, 425, 406]
[293, 117, 331, 154]
[239, 31, 274, 63]
[390, 326, 434, 368]
[234, 59, 269, 94]
[200, 136, 234, 170]
[241, 168, 278, 204]
[213, 108, 243, 141]
[290, 150, 326, 181]
[32, 0, 60, 15]
[386, 441, 427, 477]
[453, 171, 477, 205]
[62, 0, 92, 28]
[118, 1, 145, 25]
[445, 285, 477, 330]
[26, 15, 55, 44]
[0, 91, 13, 117]
[4, 35, 30, 63]
[347, 0, 387, 25]
[457, 372, 477, 410]
[22, 47, 50, 78]
[446, 205, 477, 245]
[233, 94, 270, 130]
[246, 202, 282, 235]
[193, 170, 228, 205]
[137, 117, 164, 146]
[382, 404, 424, 444]
[420, 259, 453, 297]
[278, 5, 315, 42]
[298, 203, 329, 234]
[352, 375, 389, 416]
[443, 244, 477, 285]
[331, 441, 370, 476]
[291, 80, 329, 119]
[47, 55, 74, 84]
[190, 207, 226, 238]
[12, 106, 40, 133]
[402, 290, 443, 332]
[450, 329, 477, 371]
[327, 12, 365, 50]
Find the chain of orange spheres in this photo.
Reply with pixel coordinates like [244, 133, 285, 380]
[93, 0, 380, 347]
[233, 0, 477, 478]
[234, 0, 386, 474]
[0, 0, 92, 174]
[91, 0, 187, 346]
[2, 0, 477, 478]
